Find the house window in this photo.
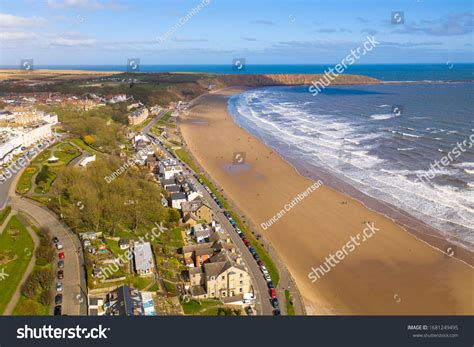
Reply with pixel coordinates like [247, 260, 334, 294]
[240, 273, 243, 277]
[210, 276, 216, 281]
[221, 276, 225, 280]
[239, 280, 243, 285]
[239, 288, 243, 293]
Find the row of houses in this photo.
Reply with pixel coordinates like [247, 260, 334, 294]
[0, 109, 59, 165]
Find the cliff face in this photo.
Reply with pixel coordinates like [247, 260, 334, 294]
[209, 73, 379, 87]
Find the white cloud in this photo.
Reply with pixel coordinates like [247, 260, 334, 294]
[46, 0, 123, 10]
[0, 13, 47, 27]
[0, 31, 38, 42]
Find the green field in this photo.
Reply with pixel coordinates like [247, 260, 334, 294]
[180, 298, 222, 315]
[0, 216, 34, 314]
[285, 289, 296, 315]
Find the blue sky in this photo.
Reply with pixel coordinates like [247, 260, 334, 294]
[0, 0, 472, 65]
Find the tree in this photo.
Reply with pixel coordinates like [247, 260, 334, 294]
[20, 276, 37, 299]
[39, 289, 52, 306]
[35, 165, 50, 185]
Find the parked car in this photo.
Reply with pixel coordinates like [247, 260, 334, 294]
[264, 273, 272, 282]
[257, 260, 263, 267]
[53, 236, 59, 244]
[270, 288, 277, 298]
[273, 309, 281, 316]
[56, 243, 63, 250]
[57, 260, 64, 269]
[54, 305, 62, 316]
[55, 294, 63, 305]
[57, 270, 64, 279]
[267, 281, 274, 289]
[245, 306, 253, 316]
[58, 252, 65, 259]
[56, 282, 63, 292]
[272, 298, 280, 309]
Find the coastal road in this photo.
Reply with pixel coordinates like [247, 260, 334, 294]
[141, 109, 166, 134]
[145, 132, 274, 315]
[3, 141, 87, 316]
[193, 181, 275, 315]
[9, 197, 87, 316]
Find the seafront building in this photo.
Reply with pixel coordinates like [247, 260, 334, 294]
[0, 110, 58, 165]
[128, 107, 149, 125]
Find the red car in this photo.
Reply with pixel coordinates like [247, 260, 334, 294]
[58, 252, 65, 260]
[270, 288, 277, 299]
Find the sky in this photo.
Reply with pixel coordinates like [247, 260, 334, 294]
[0, 0, 473, 66]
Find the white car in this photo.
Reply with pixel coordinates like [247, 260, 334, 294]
[56, 282, 63, 292]
[56, 243, 63, 250]
[264, 273, 272, 282]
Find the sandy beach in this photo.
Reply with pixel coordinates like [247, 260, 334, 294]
[180, 87, 474, 315]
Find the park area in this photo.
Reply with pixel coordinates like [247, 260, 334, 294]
[0, 214, 34, 314]
[17, 141, 81, 197]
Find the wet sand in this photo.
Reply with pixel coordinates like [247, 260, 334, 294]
[180, 87, 474, 315]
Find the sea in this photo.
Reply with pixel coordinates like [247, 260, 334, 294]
[228, 82, 474, 251]
[4, 63, 474, 81]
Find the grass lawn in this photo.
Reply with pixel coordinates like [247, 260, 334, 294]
[181, 298, 222, 315]
[70, 138, 101, 155]
[0, 216, 34, 314]
[174, 147, 280, 285]
[17, 166, 38, 194]
[285, 290, 296, 316]
[170, 228, 184, 249]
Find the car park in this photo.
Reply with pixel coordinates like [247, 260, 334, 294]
[57, 270, 64, 279]
[57, 260, 64, 269]
[54, 305, 62, 316]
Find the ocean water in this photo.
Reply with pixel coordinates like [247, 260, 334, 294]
[4, 64, 474, 81]
[228, 83, 474, 250]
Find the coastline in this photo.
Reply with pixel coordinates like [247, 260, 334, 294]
[180, 86, 474, 315]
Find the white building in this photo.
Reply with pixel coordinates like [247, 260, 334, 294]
[0, 134, 22, 165]
[79, 154, 96, 167]
[159, 158, 183, 180]
[133, 242, 155, 276]
[19, 123, 54, 147]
